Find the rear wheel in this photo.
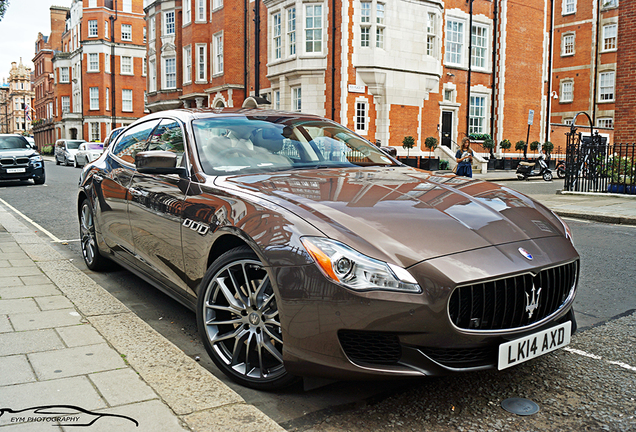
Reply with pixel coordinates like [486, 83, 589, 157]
[557, 167, 565, 179]
[197, 246, 297, 390]
[79, 199, 108, 271]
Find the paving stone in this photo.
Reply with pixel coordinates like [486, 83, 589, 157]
[0, 376, 106, 411]
[19, 275, 51, 286]
[0, 328, 64, 356]
[0, 276, 23, 287]
[184, 404, 286, 432]
[0, 298, 39, 314]
[0, 284, 61, 299]
[0, 420, 64, 431]
[89, 368, 158, 406]
[10, 308, 82, 331]
[0, 252, 30, 261]
[28, 343, 127, 380]
[56, 324, 105, 348]
[1, 266, 43, 277]
[0, 355, 36, 385]
[0, 259, 10, 268]
[19, 242, 67, 262]
[9, 259, 38, 267]
[60, 400, 190, 432]
[0, 314, 12, 333]
[35, 296, 74, 311]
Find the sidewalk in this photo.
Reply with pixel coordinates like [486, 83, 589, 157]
[0, 205, 285, 431]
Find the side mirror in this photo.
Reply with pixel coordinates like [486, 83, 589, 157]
[135, 151, 188, 178]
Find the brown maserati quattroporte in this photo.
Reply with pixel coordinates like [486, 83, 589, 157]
[77, 109, 578, 390]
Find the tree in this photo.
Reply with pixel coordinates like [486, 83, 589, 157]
[515, 140, 526, 152]
[482, 138, 495, 159]
[530, 141, 541, 154]
[0, 1, 9, 22]
[402, 136, 415, 157]
[424, 136, 438, 158]
[543, 141, 554, 159]
[500, 139, 511, 156]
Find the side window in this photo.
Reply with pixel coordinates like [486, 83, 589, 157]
[144, 119, 185, 164]
[111, 120, 161, 164]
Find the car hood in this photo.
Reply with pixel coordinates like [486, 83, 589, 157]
[217, 167, 568, 268]
[0, 149, 38, 158]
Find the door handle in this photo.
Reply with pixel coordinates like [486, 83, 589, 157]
[93, 174, 103, 181]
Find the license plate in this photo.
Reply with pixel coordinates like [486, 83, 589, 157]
[498, 321, 571, 370]
[6, 168, 25, 173]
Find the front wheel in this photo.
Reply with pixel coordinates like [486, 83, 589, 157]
[33, 175, 45, 185]
[79, 199, 108, 270]
[516, 173, 526, 180]
[543, 171, 553, 181]
[197, 246, 297, 390]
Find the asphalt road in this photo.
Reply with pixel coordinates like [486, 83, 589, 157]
[1, 161, 635, 429]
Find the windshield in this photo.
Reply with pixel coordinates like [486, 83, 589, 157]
[0, 136, 30, 151]
[86, 143, 103, 150]
[66, 140, 84, 150]
[192, 116, 397, 175]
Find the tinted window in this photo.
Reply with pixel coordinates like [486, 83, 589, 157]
[0, 136, 30, 150]
[144, 119, 185, 164]
[111, 120, 161, 164]
[66, 140, 85, 150]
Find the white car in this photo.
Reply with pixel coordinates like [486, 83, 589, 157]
[74, 142, 104, 168]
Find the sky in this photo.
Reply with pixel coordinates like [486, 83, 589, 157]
[0, 0, 59, 81]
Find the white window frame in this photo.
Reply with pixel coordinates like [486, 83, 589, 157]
[106, 88, 110, 111]
[213, 0, 223, 11]
[89, 87, 99, 110]
[88, 53, 99, 72]
[213, 32, 224, 75]
[560, 80, 574, 102]
[354, 99, 368, 135]
[471, 23, 488, 70]
[105, 20, 109, 39]
[143, 57, 147, 76]
[287, 7, 296, 56]
[602, 24, 617, 52]
[164, 57, 177, 89]
[196, 0, 206, 22]
[562, 33, 575, 56]
[468, 94, 487, 135]
[196, 43, 207, 82]
[123, 0, 132, 13]
[143, 27, 147, 43]
[121, 56, 133, 75]
[598, 71, 615, 102]
[427, 13, 436, 57]
[121, 24, 132, 41]
[88, 20, 98, 37]
[305, 5, 322, 54]
[149, 60, 156, 92]
[563, 0, 576, 15]
[360, 2, 370, 48]
[597, 117, 613, 128]
[60, 67, 70, 83]
[602, 0, 618, 9]
[122, 89, 133, 112]
[105, 53, 110, 73]
[90, 122, 100, 141]
[445, 18, 464, 66]
[150, 16, 155, 40]
[273, 13, 282, 60]
[292, 86, 302, 112]
[165, 11, 175, 35]
[274, 90, 280, 110]
[184, 0, 191, 25]
[361, 27, 370, 47]
[184, 45, 192, 83]
[376, 27, 384, 49]
[61, 96, 70, 113]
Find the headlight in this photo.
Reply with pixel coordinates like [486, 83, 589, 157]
[30, 155, 43, 162]
[301, 237, 421, 293]
[553, 212, 573, 241]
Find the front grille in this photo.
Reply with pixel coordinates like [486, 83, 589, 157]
[0, 158, 14, 166]
[0, 157, 28, 166]
[448, 260, 578, 331]
[420, 346, 497, 368]
[16, 157, 29, 165]
[338, 330, 402, 365]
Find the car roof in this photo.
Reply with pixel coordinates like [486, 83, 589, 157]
[136, 108, 324, 124]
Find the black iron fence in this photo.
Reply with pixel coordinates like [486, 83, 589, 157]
[564, 113, 635, 195]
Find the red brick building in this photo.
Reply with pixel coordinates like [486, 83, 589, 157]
[47, 0, 147, 142]
[145, 0, 562, 164]
[549, 0, 618, 148]
[614, 0, 633, 143]
[32, 6, 68, 149]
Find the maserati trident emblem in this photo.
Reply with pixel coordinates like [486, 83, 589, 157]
[518, 247, 533, 260]
[525, 285, 542, 319]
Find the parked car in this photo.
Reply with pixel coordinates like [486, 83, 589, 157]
[77, 108, 579, 390]
[0, 134, 45, 184]
[24, 136, 36, 148]
[103, 126, 125, 149]
[55, 139, 85, 166]
[74, 142, 104, 168]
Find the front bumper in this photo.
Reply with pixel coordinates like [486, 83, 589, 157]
[274, 236, 579, 380]
[0, 162, 45, 181]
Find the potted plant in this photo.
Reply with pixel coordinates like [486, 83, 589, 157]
[500, 139, 512, 169]
[422, 136, 439, 170]
[604, 155, 636, 194]
[401, 136, 418, 167]
[543, 141, 555, 168]
[530, 141, 541, 157]
[482, 138, 496, 169]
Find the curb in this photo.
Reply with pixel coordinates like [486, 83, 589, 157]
[0, 204, 285, 432]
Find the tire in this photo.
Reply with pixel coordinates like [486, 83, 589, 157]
[73, 157, 78, 168]
[197, 246, 297, 390]
[543, 171, 553, 182]
[79, 199, 108, 271]
[557, 167, 565, 179]
[33, 175, 45, 185]
[516, 174, 525, 180]
[55, 156, 60, 165]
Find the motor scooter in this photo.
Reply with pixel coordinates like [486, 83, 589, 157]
[516, 154, 553, 181]
[555, 160, 566, 178]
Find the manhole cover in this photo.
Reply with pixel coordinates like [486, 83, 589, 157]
[501, 398, 540, 416]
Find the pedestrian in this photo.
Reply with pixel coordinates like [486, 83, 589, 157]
[455, 137, 473, 178]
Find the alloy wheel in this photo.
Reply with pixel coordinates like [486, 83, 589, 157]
[199, 251, 291, 389]
[80, 202, 97, 267]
